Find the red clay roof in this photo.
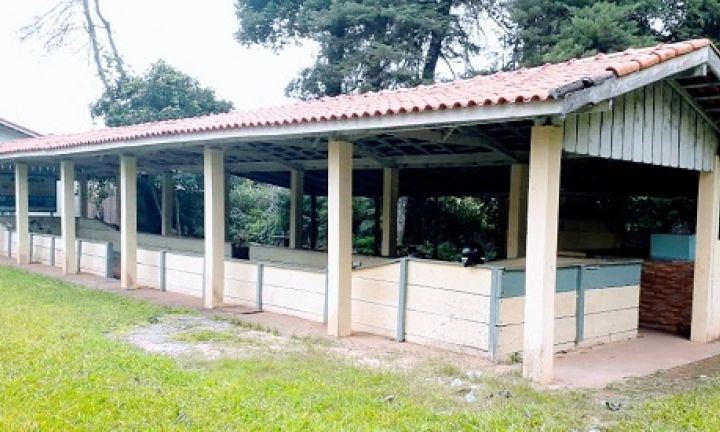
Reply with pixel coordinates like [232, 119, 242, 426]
[0, 38, 711, 157]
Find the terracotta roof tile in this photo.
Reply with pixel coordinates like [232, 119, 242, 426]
[0, 38, 712, 156]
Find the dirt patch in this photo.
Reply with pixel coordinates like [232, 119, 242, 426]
[119, 315, 304, 362]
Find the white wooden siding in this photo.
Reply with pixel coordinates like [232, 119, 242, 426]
[564, 81, 719, 171]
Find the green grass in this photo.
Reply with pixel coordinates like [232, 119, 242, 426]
[1, 265, 719, 430]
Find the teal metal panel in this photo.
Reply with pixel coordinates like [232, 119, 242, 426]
[651, 234, 695, 261]
[500, 262, 641, 298]
[583, 263, 642, 290]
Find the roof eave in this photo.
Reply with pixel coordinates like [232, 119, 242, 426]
[561, 45, 712, 116]
[1, 99, 563, 161]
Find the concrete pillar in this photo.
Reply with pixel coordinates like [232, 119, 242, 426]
[692, 156, 720, 342]
[310, 194, 318, 250]
[78, 179, 88, 218]
[507, 164, 529, 259]
[120, 156, 137, 289]
[381, 168, 399, 257]
[224, 173, 231, 242]
[114, 180, 121, 225]
[161, 173, 173, 236]
[522, 125, 563, 384]
[203, 148, 225, 309]
[60, 161, 77, 274]
[14, 163, 29, 264]
[327, 139, 353, 337]
[289, 169, 304, 249]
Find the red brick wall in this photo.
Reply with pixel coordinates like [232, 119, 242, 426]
[640, 261, 694, 333]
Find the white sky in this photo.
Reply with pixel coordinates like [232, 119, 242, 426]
[0, 0, 315, 135]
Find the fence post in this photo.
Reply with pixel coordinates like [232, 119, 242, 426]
[575, 265, 587, 344]
[76, 239, 82, 273]
[488, 267, 504, 362]
[105, 242, 114, 279]
[50, 236, 56, 267]
[7, 230, 12, 258]
[323, 267, 329, 325]
[396, 258, 409, 342]
[256, 262, 264, 311]
[159, 250, 167, 291]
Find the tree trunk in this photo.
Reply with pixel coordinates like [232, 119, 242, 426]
[92, 0, 126, 81]
[421, 0, 453, 83]
[397, 196, 408, 250]
[81, 0, 111, 92]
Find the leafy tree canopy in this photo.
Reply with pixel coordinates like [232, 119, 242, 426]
[91, 60, 234, 127]
[235, 0, 506, 98]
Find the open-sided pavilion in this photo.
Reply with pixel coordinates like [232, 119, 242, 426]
[2, 38, 720, 383]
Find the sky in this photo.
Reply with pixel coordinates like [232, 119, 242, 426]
[0, 0, 315, 135]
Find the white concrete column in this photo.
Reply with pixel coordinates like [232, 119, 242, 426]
[327, 139, 353, 337]
[289, 169, 304, 249]
[78, 179, 88, 219]
[381, 167, 399, 257]
[522, 125, 563, 384]
[161, 173, 174, 236]
[14, 163, 30, 265]
[120, 156, 137, 289]
[507, 164, 529, 259]
[114, 180, 121, 225]
[60, 161, 77, 274]
[692, 156, 720, 342]
[203, 148, 225, 309]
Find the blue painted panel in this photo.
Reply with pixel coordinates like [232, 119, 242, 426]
[499, 262, 642, 298]
[651, 234, 695, 261]
[582, 263, 642, 290]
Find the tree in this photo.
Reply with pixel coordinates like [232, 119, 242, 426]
[544, 2, 656, 62]
[507, 0, 720, 67]
[90, 60, 234, 127]
[21, 0, 126, 93]
[235, 0, 507, 98]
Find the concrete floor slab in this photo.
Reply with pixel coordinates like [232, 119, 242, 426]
[554, 330, 720, 388]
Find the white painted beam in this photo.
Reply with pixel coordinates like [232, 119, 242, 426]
[14, 163, 29, 264]
[692, 156, 720, 342]
[507, 164, 529, 259]
[522, 125, 563, 384]
[289, 169, 304, 249]
[120, 156, 137, 289]
[381, 167, 399, 257]
[327, 139, 353, 337]
[203, 148, 225, 308]
[60, 160, 77, 274]
[161, 173, 173, 236]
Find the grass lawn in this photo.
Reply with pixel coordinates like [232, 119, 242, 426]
[0, 266, 719, 431]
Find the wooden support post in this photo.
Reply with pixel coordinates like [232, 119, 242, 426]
[60, 160, 77, 274]
[507, 164, 529, 259]
[161, 173, 174, 236]
[14, 163, 30, 265]
[522, 125, 563, 384]
[327, 139, 353, 337]
[78, 178, 88, 219]
[203, 148, 225, 309]
[381, 167, 399, 257]
[120, 155, 137, 289]
[692, 156, 720, 342]
[289, 169, 304, 249]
